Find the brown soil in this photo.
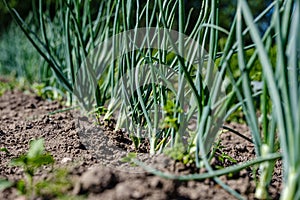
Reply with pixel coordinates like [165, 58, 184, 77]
[0, 90, 282, 200]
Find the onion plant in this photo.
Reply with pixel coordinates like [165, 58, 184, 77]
[3, 0, 228, 159]
[236, 0, 300, 199]
[84, 0, 251, 198]
[2, 0, 114, 106]
[72, 0, 229, 159]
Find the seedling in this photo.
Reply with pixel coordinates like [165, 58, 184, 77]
[163, 133, 197, 165]
[1, 147, 13, 190]
[0, 79, 20, 96]
[164, 142, 196, 165]
[121, 152, 138, 166]
[10, 139, 54, 198]
[89, 106, 108, 125]
[35, 168, 73, 198]
[0, 147, 10, 155]
[161, 100, 183, 132]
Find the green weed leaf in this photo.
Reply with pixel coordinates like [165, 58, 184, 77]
[11, 155, 28, 167]
[16, 180, 26, 194]
[0, 179, 13, 191]
[121, 153, 137, 163]
[0, 147, 10, 155]
[27, 139, 45, 159]
[11, 139, 54, 176]
[30, 153, 54, 167]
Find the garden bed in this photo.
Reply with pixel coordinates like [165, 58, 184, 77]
[0, 90, 282, 199]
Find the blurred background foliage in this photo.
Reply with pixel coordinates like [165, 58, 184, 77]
[0, 0, 273, 85]
[0, 0, 33, 31]
[0, 14, 41, 82]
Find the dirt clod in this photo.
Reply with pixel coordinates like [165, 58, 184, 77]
[74, 167, 116, 194]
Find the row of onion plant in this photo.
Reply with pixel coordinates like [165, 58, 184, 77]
[4, 0, 298, 199]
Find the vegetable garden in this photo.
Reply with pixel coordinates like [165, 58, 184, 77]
[0, 0, 299, 199]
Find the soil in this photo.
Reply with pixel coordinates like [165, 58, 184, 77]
[0, 90, 282, 200]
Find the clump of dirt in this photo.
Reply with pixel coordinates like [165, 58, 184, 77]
[0, 90, 282, 199]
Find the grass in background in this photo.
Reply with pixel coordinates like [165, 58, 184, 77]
[0, 10, 67, 100]
[0, 14, 41, 83]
